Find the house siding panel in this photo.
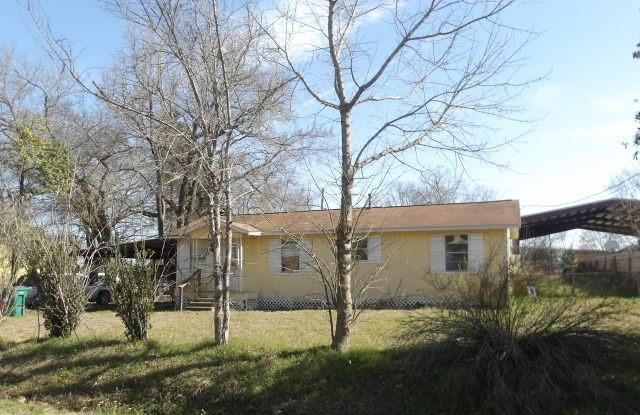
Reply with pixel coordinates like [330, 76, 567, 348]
[235, 228, 510, 301]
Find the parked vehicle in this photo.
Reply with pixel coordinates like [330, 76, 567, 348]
[12, 273, 114, 306]
[85, 273, 113, 306]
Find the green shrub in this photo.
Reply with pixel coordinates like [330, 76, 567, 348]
[24, 235, 85, 338]
[106, 251, 156, 341]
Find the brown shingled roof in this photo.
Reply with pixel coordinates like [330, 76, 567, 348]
[168, 200, 521, 237]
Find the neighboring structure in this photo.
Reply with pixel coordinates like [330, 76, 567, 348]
[168, 200, 521, 308]
[520, 198, 640, 239]
[576, 250, 640, 273]
[520, 198, 640, 276]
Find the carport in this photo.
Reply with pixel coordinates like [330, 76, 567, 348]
[520, 198, 640, 240]
[80, 238, 178, 301]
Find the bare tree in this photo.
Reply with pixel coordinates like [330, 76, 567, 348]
[235, 165, 318, 213]
[0, 203, 28, 321]
[26, 0, 306, 345]
[259, 0, 531, 350]
[520, 233, 569, 274]
[0, 45, 75, 206]
[98, 41, 205, 235]
[0, 44, 154, 258]
[385, 167, 499, 206]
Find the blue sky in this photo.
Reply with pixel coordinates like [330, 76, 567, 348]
[1, 0, 639, 217]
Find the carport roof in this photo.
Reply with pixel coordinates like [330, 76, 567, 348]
[520, 198, 640, 240]
[80, 238, 176, 259]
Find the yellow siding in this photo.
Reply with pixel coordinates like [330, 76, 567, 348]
[0, 246, 26, 289]
[0, 245, 14, 286]
[235, 229, 511, 300]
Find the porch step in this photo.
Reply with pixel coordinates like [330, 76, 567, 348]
[186, 300, 214, 310]
[186, 305, 214, 310]
[183, 293, 259, 310]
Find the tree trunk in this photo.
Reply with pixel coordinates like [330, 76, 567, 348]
[208, 185, 229, 345]
[221, 179, 232, 345]
[153, 159, 165, 237]
[332, 109, 354, 352]
[155, 190, 165, 237]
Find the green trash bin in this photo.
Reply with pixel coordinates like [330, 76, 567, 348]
[10, 286, 29, 317]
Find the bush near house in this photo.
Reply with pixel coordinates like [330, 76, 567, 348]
[105, 252, 156, 341]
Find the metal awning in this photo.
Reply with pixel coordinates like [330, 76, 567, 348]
[117, 238, 176, 259]
[80, 238, 176, 259]
[520, 198, 640, 240]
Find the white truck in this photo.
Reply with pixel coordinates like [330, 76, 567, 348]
[18, 273, 114, 306]
[85, 273, 114, 306]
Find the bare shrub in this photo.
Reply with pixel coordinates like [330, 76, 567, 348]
[0, 205, 26, 321]
[402, 274, 640, 414]
[105, 251, 156, 341]
[24, 232, 86, 338]
[508, 257, 545, 297]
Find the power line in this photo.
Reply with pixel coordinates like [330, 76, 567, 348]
[522, 171, 640, 209]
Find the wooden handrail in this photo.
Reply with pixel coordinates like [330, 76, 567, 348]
[178, 269, 202, 310]
[178, 269, 202, 288]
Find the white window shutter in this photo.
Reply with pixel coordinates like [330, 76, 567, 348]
[300, 238, 313, 273]
[177, 240, 192, 277]
[368, 236, 382, 262]
[269, 239, 281, 274]
[204, 241, 214, 271]
[469, 233, 485, 272]
[430, 236, 445, 274]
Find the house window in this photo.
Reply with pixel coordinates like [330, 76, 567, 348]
[445, 234, 468, 271]
[281, 240, 301, 272]
[353, 237, 368, 261]
[191, 239, 209, 272]
[197, 241, 209, 266]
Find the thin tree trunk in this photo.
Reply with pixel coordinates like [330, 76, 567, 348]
[155, 189, 165, 237]
[208, 188, 226, 345]
[151, 150, 165, 237]
[332, 109, 354, 352]
[221, 177, 232, 344]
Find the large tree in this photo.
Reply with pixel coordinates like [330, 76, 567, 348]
[261, 0, 530, 351]
[384, 167, 498, 206]
[34, 0, 305, 345]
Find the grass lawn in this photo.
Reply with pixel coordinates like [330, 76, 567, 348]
[1, 298, 640, 415]
[0, 309, 423, 414]
[0, 398, 89, 414]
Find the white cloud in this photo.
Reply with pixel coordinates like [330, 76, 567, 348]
[263, 0, 396, 61]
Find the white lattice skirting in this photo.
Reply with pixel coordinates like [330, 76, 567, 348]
[226, 297, 440, 311]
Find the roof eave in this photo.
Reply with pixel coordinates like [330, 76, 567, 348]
[251, 223, 519, 236]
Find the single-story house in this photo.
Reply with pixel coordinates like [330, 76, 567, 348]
[168, 200, 521, 308]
